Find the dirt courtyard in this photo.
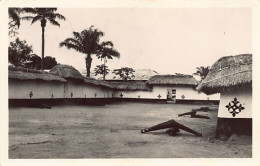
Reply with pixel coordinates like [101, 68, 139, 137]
[9, 102, 252, 158]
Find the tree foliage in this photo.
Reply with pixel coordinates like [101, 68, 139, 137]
[96, 41, 120, 60]
[94, 65, 110, 77]
[8, 38, 37, 67]
[113, 67, 135, 81]
[193, 66, 210, 81]
[60, 26, 105, 77]
[43, 56, 58, 69]
[25, 54, 42, 69]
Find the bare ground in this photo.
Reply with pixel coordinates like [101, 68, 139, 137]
[9, 103, 252, 158]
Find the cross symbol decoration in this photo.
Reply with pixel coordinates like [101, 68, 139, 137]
[29, 91, 33, 99]
[225, 97, 245, 117]
[120, 93, 123, 98]
[157, 94, 161, 99]
[181, 95, 185, 99]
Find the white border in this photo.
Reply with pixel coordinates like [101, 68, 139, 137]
[1, 0, 260, 165]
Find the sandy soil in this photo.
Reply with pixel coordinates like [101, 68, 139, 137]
[9, 103, 252, 158]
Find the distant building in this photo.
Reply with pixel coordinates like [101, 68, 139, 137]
[147, 75, 200, 103]
[8, 65, 219, 105]
[197, 54, 252, 137]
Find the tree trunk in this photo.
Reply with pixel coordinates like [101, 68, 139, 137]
[41, 25, 45, 70]
[103, 57, 106, 81]
[85, 54, 92, 77]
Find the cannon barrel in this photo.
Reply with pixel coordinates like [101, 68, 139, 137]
[178, 110, 196, 117]
[191, 114, 210, 119]
[172, 120, 202, 137]
[141, 119, 202, 137]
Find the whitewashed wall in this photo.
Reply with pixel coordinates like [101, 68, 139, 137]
[9, 80, 65, 99]
[114, 85, 220, 100]
[9, 80, 220, 101]
[218, 87, 252, 118]
[9, 79, 115, 99]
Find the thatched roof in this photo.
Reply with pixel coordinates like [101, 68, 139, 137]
[8, 66, 67, 82]
[84, 78, 114, 88]
[197, 54, 252, 95]
[50, 65, 85, 80]
[108, 80, 151, 91]
[146, 74, 198, 87]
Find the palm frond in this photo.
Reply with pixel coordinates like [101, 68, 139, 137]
[59, 42, 84, 53]
[63, 38, 82, 47]
[101, 41, 113, 47]
[53, 13, 66, 20]
[48, 18, 60, 26]
[72, 31, 83, 42]
[22, 8, 37, 14]
[36, 8, 57, 15]
[31, 15, 42, 24]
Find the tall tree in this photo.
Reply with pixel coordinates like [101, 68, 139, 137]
[23, 8, 65, 70]
[94, 65, 110, 78]
[193, 66, 210, 81]
[60, 26, 104, 77]
[113, 67, 135, 81]
[96, 41, 120, 80]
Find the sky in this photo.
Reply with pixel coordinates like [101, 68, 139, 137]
[12, 8, 252, 75]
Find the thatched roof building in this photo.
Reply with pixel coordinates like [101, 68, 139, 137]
[84, 77, 114, 89]
[197, 54, 252, 95]
[108, 80, 151, 91]
[8, 66, 66, 82]
[146, 74, 198, 87]
[50, 65, 85, 81]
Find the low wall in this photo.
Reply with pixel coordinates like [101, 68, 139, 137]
[9, 98, 219, 107]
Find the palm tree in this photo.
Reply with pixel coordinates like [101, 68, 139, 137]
[60, 26, 104, 77]
[96, 41, 120, 80]
[193, 66, 210, 81]
[23, 8, 65, 70]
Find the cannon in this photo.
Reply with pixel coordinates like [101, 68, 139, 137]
[178, 110, 197, 117]
[197, 107, 213, 112]
[141, 119, 202, 137]
[191, 114, 210, 119]
[178, 110, 210, 119]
